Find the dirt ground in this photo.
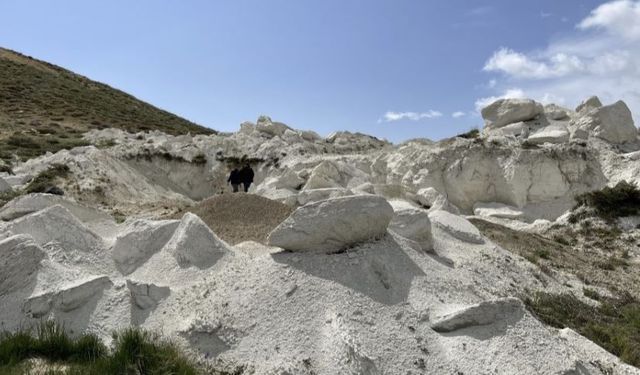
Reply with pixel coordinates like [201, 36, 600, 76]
[170, 193, 294, 245]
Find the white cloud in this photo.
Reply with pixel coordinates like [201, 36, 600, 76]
[540, 11, 552, 18]
[452, 111, 466, 118]
[380, 110, 443, 123]
[578, 0, 640, 40]
[483, 48, 585, 79]
[479, 0, 640, 120]
[475, 88, 526, 112]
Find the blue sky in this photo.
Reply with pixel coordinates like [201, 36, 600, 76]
[2, 0, 638, 142]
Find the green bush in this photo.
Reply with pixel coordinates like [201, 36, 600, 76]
[574, 181, 640, 221]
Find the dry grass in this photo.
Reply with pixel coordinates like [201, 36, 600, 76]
[170, 193, 294, 245]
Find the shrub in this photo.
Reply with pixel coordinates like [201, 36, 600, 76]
[456, 128, 479, 139]
[25, 164, 70, 193]
[574, 181, 640, 221]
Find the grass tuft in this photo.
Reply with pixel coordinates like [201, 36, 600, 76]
[0, 322, 204, 374]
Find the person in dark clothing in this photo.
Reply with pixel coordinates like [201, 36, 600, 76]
[239, 164, 254, 192]
[227, 167, 241, 192]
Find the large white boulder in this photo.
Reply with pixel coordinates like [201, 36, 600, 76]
[575, 96, 602, 113]
[267, 195, 393, 253]
[3, 205, 103, 251]
[573, 101, 637, 144]
[388, 200, 433, 251]
[162, 213, 231, 268]
[112, 219, 180, 275]
[429, 210, 484, 244]
[0, 177, 11, 193]
[526, 124, 570, 145]
[481, 99, 543, 129]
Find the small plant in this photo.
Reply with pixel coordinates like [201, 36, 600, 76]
[192, 153, 207, 164]
[25, 164, 70, 193]
[95, 139, 117, 149]
[456, 128, 479, 139]
[583, 288, 604, 301]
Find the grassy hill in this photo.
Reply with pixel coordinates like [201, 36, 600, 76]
[0, 47, 215, 165]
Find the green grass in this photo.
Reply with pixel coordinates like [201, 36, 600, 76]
[525, 292, 640, 366]
[0, 322, 204, 375]
[25, 164, 70, 194]
[0, 47, 215, 163]
[573, 181, 640, 222]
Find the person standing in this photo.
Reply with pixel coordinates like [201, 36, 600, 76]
[239, 163, 254, 192]
[227, 167, 241, 192]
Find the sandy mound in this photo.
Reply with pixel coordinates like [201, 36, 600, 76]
[171, 193, 294, 245]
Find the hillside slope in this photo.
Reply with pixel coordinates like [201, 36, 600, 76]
[0, 47, 214, 164]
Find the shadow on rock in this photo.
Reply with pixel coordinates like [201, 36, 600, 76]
[271, 234, 425, 305]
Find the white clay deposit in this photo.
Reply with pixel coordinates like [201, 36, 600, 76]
[1, 96, 640, 374]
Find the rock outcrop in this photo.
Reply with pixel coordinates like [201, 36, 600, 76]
[429, 210, 484, 244]
[482, 98, 543, 129]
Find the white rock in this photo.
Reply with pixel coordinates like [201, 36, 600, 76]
[112, 219, 180, 275]
[3, 205, 103, 251]
[297, 188, 354, 206]
[388, 200, 433, 251]
[429, 210, 484, 244]
[491, 121, 527, 137]
[473, 202, 526, 220]
[430, 298, 523, 332]
[588, 101, 637, 143]
[0, 177, 11, 193]
[0, 234, 45, 295]
[2, 174, 33, 187]
[481, 99, 543, 129]
[256, 116, 291, 137]
[544, 104, 570, 120]
[303, 161, 343, 190]
[415, 187, 460, 214]
[162, 213, 231, 268]
[23, 276, 112, 317]
[526, 124, 570, 145]
[267, 195, 393, 252]
[127, 279, 171, 309]
[575, 95, 602, 113]
[0, 193, 112, 222]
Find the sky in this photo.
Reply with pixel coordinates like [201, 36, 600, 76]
[1, 0, 638, 143]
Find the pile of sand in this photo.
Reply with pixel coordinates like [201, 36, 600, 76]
[171, 193, 294, 245]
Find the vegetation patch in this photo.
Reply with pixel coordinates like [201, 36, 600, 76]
[525, 292, 640, 367]
[0, 322, 207, 374]
[456, 128, 479, 139]
[0, 47, 215, 164]
[572, 181, 640, 222]
[25, 164, 70, 194]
